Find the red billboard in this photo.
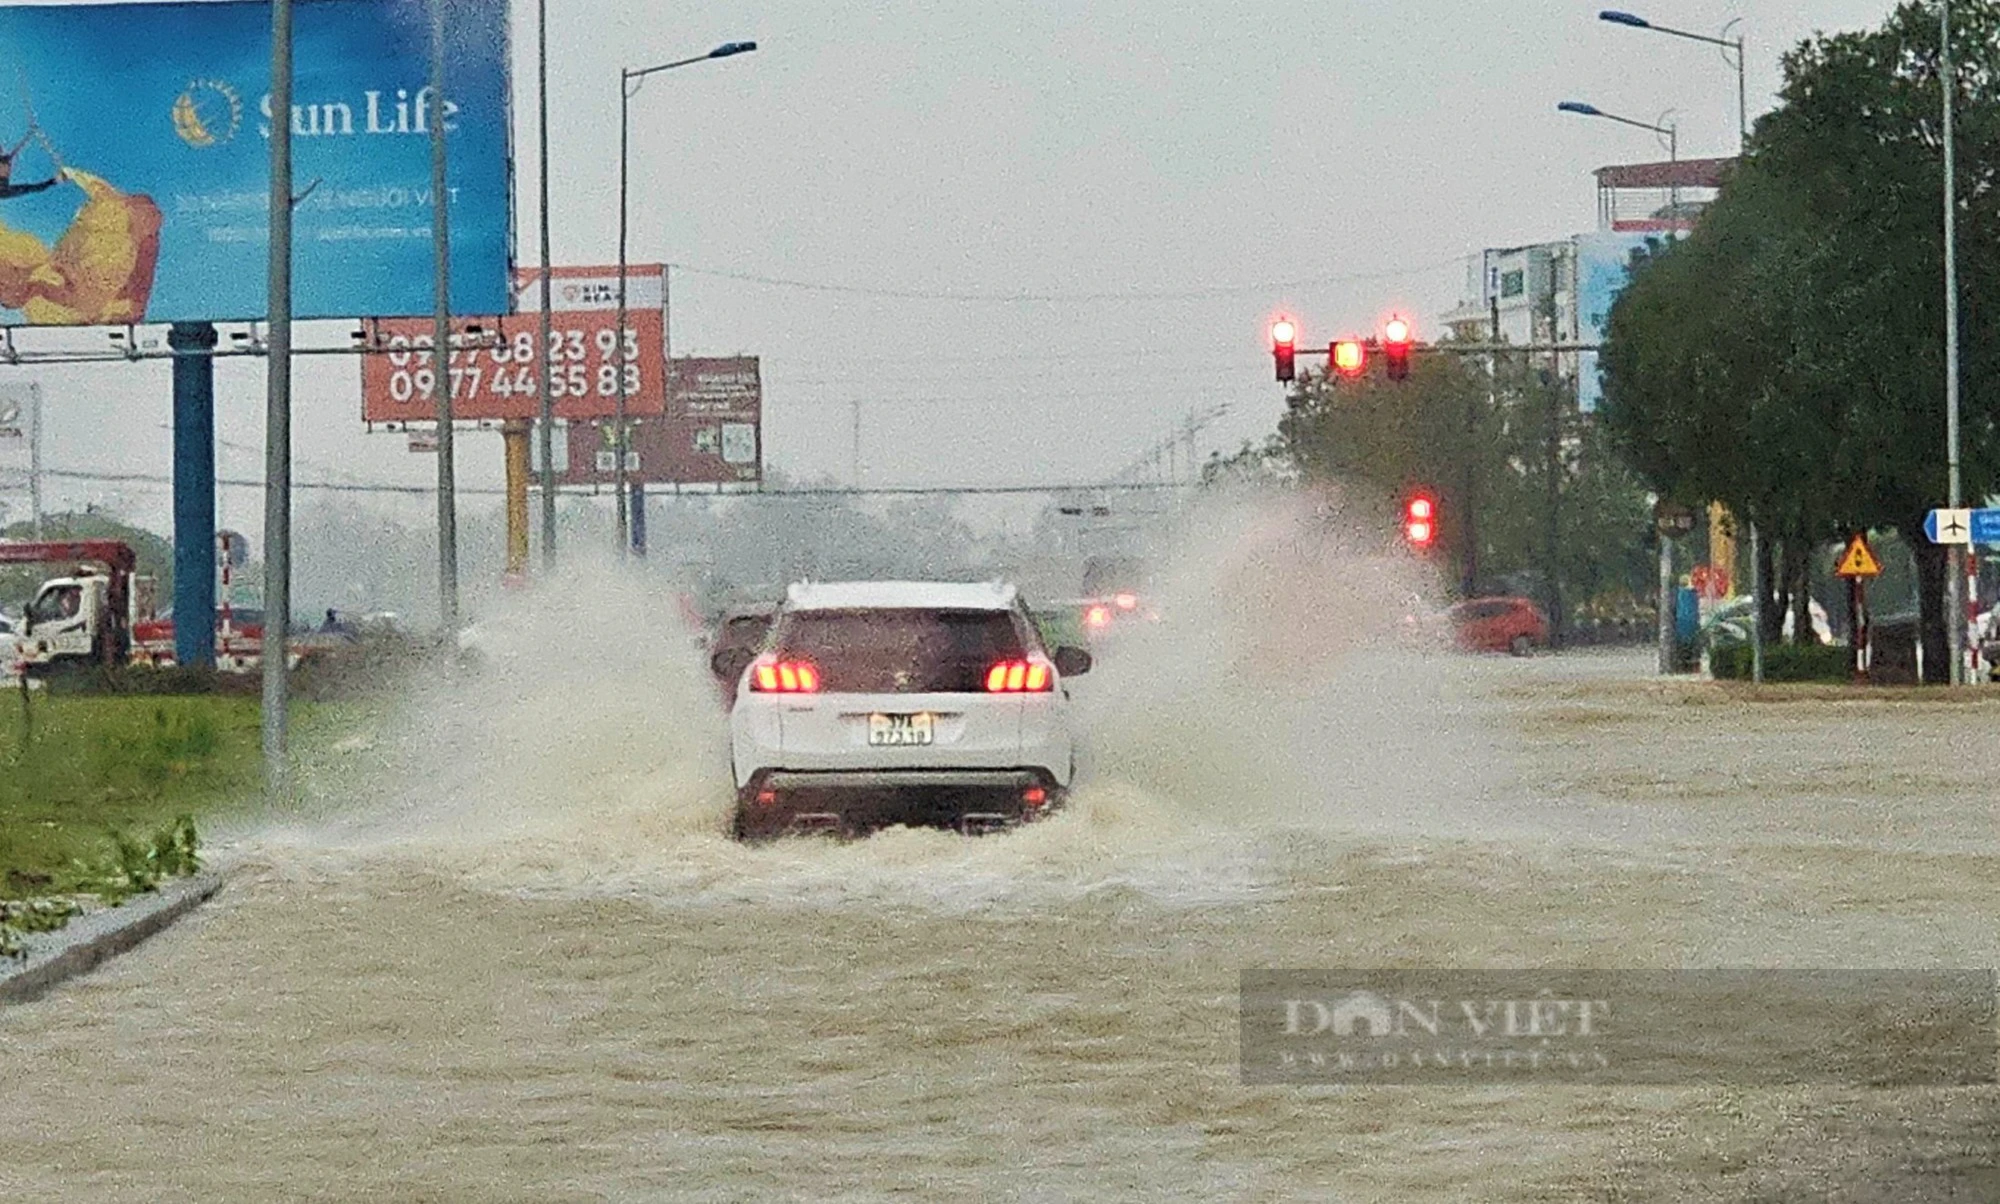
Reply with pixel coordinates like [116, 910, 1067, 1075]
[360, 308, 667, 424]
[564, 356, 762, 487]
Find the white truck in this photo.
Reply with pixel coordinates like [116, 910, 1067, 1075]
[3, 541, 144, 673]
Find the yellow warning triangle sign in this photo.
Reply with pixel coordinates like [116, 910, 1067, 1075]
[1834, 533, 1883, 578]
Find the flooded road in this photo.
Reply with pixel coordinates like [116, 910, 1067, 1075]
[2, 532, 1995, 1200]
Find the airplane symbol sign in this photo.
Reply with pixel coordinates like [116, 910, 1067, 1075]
[1924, 509, 1972, 545]
[1924, 507, 2000, 545]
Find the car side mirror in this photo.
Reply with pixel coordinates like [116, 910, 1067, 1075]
[1053, 645, 1092, 677]
[710, 647, 755, 682]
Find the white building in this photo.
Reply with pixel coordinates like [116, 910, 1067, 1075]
[1438, 156, 1733, 411]
[1440, 241, 1577, 349]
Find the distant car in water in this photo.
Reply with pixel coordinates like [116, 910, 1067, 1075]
[705, 603, 779, 706]
[1445, 596, 1548, 657]
[1047, 592, 1160, 647]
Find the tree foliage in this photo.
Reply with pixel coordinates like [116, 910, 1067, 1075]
[1, 510, 175, 608]
[1274, 344, 1656, 626]
[1601, 1, 2000, 673]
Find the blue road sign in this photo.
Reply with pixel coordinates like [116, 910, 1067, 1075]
[1972, 508, 2000, 545]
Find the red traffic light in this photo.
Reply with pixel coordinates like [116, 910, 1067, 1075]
[1271, 318, 1298, 383]
[1404, 492, 1437, 548]
[1331, 338, 1366, 377]
[1383, 316, 1414, 381]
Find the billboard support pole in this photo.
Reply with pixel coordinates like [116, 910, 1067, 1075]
[630, 480, 647, 557]
[261, 0, 295, 797]
[536, 0, 557, 570]
[503, 418, 531, 576]
[430, 0, 459, 631]
[169, 321, 218, 669]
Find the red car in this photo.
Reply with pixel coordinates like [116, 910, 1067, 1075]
[1446, 596, 1548, 656]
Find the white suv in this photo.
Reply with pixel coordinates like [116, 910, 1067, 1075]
[715, 580, 1093, 839]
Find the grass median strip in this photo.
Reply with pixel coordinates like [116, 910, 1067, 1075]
[1, 693, 271, 953]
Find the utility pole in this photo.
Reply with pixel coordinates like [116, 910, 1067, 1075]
[1942, 0, 1966, 685]
[1183, 411, 1198, 489]
[615, 69, 632, 558]
[1658, 524, 1675, 674]
[262, 0, 295, 794]
[536, 0, 557, 569]
[27, 381, 42, 540]
[1543, 255, 1565, 649]
[430, 0, 460, 630]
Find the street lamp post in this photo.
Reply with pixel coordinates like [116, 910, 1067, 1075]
[1599, 9, 1762, 683]
[1599, 11, 1746, 145]
[1557, 100, 1677, 167]
[537, 0, 556, 569]
[1560, 100, 1679, 675]
[616, 40, 756, 558]
[1942, 0, 1965, 685]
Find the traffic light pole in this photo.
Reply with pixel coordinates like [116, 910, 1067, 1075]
[1298, 341, 1605, 360]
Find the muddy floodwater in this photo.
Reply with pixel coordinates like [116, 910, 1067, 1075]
[3, 617, 1996, 1200]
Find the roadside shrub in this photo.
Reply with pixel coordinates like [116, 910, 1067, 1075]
[1711, 641, 1853, 682]
[88, 815, 201, 905]
[44, 665, 257, 697]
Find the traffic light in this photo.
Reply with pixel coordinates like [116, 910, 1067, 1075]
[1404, 491, 1437, 549]
[1271, 319, 1297, 383]
[1331, 338, 1366, 378]
[1383, 316, 1414, 381]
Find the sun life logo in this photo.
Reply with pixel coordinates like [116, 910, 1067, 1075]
[173, 79, 244, 149]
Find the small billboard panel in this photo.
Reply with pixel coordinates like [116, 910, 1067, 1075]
[563, 356, 763, 487]
[0, 0, 511, 326]
[1576, 230, 1683, 413]
[360, 308, 666, 423]
[512, 264, 666, 313]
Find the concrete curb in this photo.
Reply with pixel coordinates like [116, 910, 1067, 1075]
[0, 873, 224, 1005]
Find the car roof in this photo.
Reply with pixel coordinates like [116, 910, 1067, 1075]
[784, 580, 1018, 612]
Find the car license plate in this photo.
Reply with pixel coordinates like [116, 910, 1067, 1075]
[868, 712, 934, 746]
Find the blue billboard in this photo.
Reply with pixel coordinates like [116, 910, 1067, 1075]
[1576, 230, 1683, 413]
[0, 0, 511, 325]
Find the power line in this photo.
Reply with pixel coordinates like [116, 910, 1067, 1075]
[666, 254, 1474, 304]
[34, 466, 1192, 500]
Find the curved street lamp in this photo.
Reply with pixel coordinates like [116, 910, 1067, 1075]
[614, 40, 758, 556]
[1598, 10, 1745, 150]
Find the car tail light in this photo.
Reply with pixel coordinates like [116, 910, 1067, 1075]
[1113, 592, 1139, 612]
[749, 657, 821, 693]
[984, 658, 1053, 693]
[1084, 605, 1113, 629]
[1022, 786, 1049, 808]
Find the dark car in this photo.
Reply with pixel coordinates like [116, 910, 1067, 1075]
[1446, 596, 1549, 656]
[706, 605, 777, 703]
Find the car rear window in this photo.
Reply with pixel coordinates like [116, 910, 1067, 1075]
[773, 608, 1027, 693]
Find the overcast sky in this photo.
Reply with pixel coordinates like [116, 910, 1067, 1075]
[1, 0, 1898, 549]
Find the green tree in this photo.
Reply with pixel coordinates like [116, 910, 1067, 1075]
[1275, 343, 1657, 631]
[1602, 1, 2000, 675]
[1, 510, 174, 609]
